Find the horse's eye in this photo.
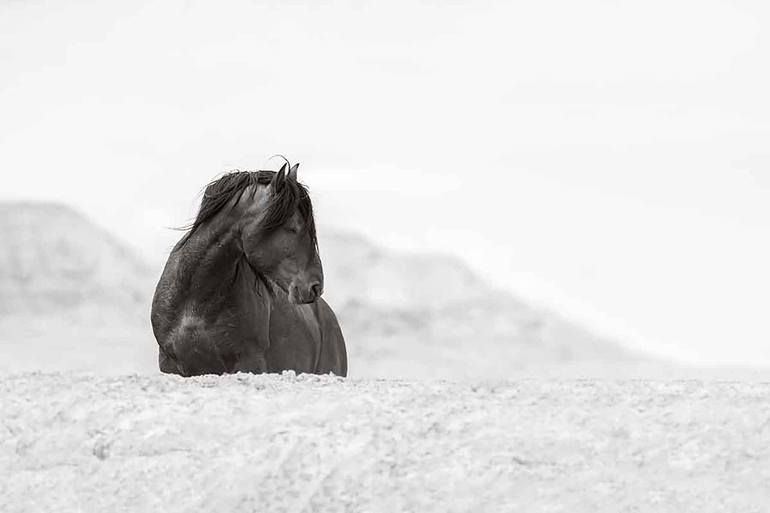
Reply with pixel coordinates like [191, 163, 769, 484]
[285, 225, 299, 234]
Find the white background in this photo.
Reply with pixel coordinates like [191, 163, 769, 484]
[1, 0, 769, 365]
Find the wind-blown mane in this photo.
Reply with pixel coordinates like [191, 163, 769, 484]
[176, 169, 317, 249]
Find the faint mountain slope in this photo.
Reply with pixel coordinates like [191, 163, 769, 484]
[319, 231, 641, 379]
[0, 202, 641, 377]
[0, 202, 153, 315]
[319, 231, 491, 309]
[0, 202, 157, 373]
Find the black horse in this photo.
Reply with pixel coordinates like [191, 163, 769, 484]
[151, 162, 347, 376]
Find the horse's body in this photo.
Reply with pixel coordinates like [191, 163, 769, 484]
[151, 165, 347, 377]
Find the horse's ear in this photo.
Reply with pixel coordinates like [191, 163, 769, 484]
[288, 162, 299, 181]
[271, 163, 287, 192]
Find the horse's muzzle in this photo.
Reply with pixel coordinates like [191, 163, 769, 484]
[289, 281, 323, 304]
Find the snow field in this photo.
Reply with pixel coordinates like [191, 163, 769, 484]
[2, 372, 769, 512]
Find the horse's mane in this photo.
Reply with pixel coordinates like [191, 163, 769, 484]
[176, 170, 317, 249]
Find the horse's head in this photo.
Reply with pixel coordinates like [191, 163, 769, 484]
[239, 163, 323, 304]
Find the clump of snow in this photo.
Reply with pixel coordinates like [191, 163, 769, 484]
[2, 372, 769, 512]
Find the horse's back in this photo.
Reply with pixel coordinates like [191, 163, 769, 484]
[151, 252, 238, 376]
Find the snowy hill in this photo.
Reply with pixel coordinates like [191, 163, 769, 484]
[0, 202, 157, 373]
[319, 231, 639, 379]
[0, 202, 640, 377]
[0, 202, 152, 315]
[1, 372, 768, 513]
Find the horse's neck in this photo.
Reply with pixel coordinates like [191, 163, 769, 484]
[174, 220, 243, 299]
[173, 219, 275, 317]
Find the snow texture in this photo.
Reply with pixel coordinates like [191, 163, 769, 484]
[2, 372, 769, 512]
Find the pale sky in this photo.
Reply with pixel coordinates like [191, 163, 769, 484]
[2, 0, 769, 365]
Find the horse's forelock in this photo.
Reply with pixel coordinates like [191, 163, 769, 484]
[258, 172, 317, 247]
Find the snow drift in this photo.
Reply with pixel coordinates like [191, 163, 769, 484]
[1, 372, 768, 512]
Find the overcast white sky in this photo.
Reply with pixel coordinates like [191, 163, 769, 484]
[2, 0, 769, 365]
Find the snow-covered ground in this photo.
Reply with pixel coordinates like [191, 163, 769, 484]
[2, 205, 769, 511]
[2, 372, 769, 512]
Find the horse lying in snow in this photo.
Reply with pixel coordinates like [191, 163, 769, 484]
[151, 162, 347, 377]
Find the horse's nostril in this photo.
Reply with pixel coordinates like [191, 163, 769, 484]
[310, 283, 322, 298]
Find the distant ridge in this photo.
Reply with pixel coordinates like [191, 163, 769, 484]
[0, 202, 641, 377]
[0, 202, 157, 373]
[319, 230, 641, 379]
[0, 202, 153, 316]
